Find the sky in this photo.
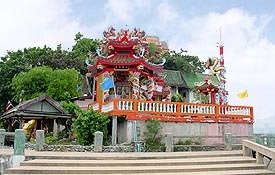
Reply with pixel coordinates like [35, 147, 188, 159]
[1, 0, 275, 133]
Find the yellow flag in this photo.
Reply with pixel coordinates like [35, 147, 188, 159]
[237, 90, 248, 98]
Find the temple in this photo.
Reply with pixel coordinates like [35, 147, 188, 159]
[76, 27, 254, 144]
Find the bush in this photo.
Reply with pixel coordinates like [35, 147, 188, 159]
[171, 93, 185, 102]
[60, 101, 81, 118]
[44, 132, 75, 145]
[72, 109, 109, 145]
[61, 101, 110, 146]
[45, 132, 59, 145]
[143, 119, 164, 152]
[175, 139, 201, 145]
[60, 101, 82, 139]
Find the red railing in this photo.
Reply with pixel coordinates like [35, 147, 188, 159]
[88, 99, 254, 123]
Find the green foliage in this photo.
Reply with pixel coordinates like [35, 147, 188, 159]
[60, 101, 81, 138]
[44, 132, 75, 145]
[12, 67, 80, 102]
[72, 32, 99, 61]
[193, 91, 209, 103]
[171, 93, 185, 102]
[12, 67, 52, 101]
[0, 45, 84, 113]
[47, 69, 80, 101]
[143, 119, 164, 152]
[163, 51, 205, 73]
[0, 119, 4, 129]
[175, 139, 201, 145]
[147, 43, 164, 64]
[45, 132, 59, 145]
[72, 109, 109, 145]
[60, 101, 81, 118]
[56, 138, 76, 145]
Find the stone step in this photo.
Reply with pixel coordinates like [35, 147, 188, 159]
[21, 156, 256, 167]
[25, 150, 243, 160]
[5, 163, 267, 174]
[4, 170, 275, 175]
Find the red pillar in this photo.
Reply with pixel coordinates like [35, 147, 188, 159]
[210, 92, 216, 104]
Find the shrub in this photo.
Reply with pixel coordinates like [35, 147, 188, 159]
[45, 132, 59, 145]
[72, 109, 109, 145]
[143, 119, 164, 152]
[171, 93, 185, 102]
[175, 139, 201, 145]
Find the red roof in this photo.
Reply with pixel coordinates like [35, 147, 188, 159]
[97, 54, 142, 65]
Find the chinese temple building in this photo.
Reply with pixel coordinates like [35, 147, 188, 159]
[77, 27, 254, 145]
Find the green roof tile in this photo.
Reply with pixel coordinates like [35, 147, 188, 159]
[182, 72, 219, 89]
[163, 70, 187, 87]
[163, 70, 219, 89]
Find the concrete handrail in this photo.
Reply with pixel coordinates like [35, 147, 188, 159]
[243, 139, 275, 164]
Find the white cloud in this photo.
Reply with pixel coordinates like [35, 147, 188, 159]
[152, 8, 275, 131]
[0, 0, 87, 55]
[155, 2, 179, 25]
[104, 0, 149, 22]
[139, 5, 275, 132]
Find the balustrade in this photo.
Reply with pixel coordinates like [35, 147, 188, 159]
[89, 99, 253, 123]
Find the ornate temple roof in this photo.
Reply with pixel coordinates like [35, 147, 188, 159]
[87, 27, 166, 75]
[194, 75, 219, 94]
[182, 72, 219, 89]
[97, 55, 142, 65]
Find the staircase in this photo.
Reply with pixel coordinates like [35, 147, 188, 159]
[5, 150, 274, 175]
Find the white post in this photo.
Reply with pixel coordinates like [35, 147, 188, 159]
[112, 116, 117, 145]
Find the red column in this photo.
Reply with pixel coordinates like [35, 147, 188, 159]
[210, 92, 216, 104]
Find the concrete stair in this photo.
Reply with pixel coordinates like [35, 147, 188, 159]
[5, 150, 275, 175]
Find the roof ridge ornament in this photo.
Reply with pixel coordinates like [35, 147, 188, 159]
[102, 26, 146, 43]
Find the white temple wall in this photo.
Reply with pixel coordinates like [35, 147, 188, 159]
[122, 120, 253, 145]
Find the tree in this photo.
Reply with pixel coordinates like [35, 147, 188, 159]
[30, 45, 84, 72]
[12, 67, 52, 102]
[72, 109, 109, 145]
[12, 67, 80, 102]
[0, 45, 85, 113]
[72, 32, 99, 61]
[163, 51, 205, 73]
[47, 69, 80, 101]
[143, 119, 164, 152]
[0, 62, 13, 114]
[60, 101, 82, 118]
